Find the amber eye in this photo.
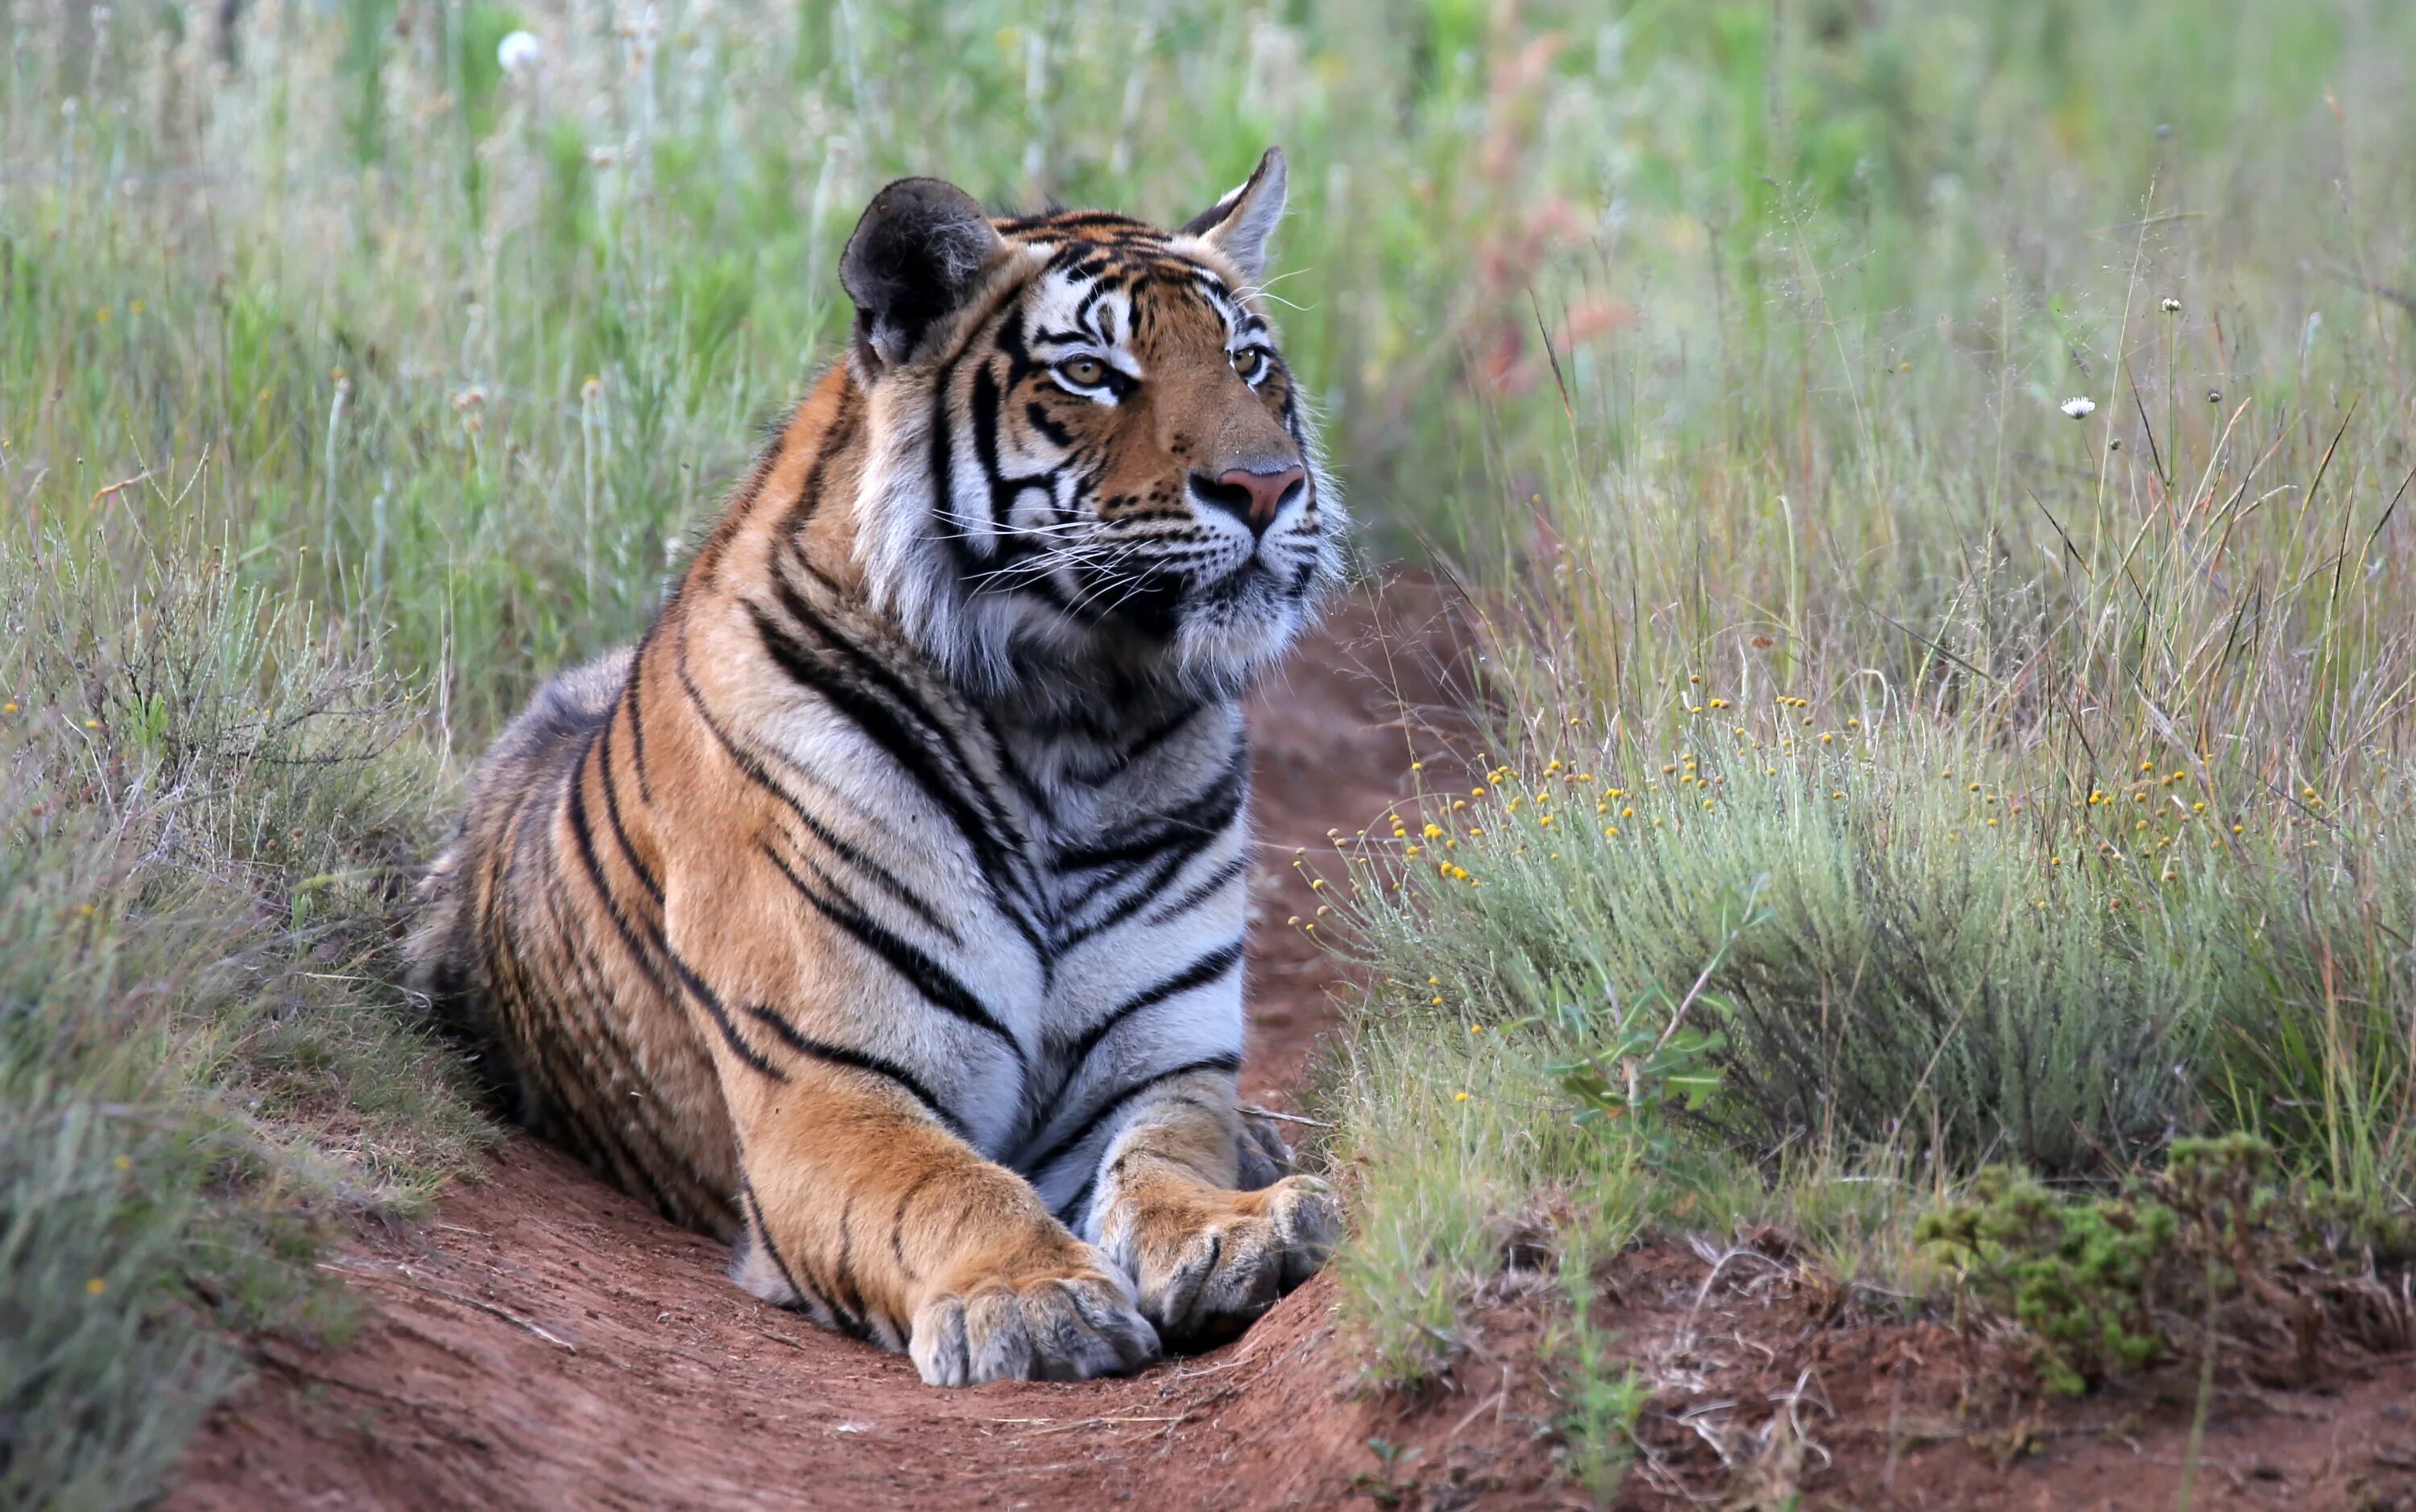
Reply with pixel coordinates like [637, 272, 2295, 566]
[1231, 347, 1268, 382]
[1057, 356, 1109, 388]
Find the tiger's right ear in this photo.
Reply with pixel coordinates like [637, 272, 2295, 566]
[841, 178, 1006, 370]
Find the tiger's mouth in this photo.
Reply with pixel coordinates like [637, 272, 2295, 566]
[1080, 552, 1312, 639]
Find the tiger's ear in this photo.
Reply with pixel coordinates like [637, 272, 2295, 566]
[1178, 147, 1288, 285]
[841, 178, 1006, 370]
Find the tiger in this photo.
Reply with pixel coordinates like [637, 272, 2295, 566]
[406, 148, 1346, 1386]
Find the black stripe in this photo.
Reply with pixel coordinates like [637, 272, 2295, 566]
[777, 382, 860, 539]
[1142, 853, 1251, 926]
[669, 629, 962, 944]
[623, 626, 656, 804]
[1115, 700, 1206, 768]
[1055, 741, 1247, 874]
[889, 1171, 937, 1279]
[987, 728, 1061, 831]
[594, 717, 663, 904]
[742, 1005, 973, 1140]
[562, 739, 670, 990]
[1023, 400, 1073, 448]
[829, 1196, 871, 1339]
[743, 1178, 870, 1341]
[739, 1180, 810, 1304]
[759, 842, 1028, 1068]
[1053, 1173, 1096, 1228]
[1052, 943, 1243, 1092]
[1023, 1053, 1241, 1178]
[749, 585, 1046, 951]
[668, 952, 784, 1081]
[1057, 846, 1195, 952]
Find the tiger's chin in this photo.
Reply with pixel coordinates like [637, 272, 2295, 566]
[1161, 567, 1322, 693]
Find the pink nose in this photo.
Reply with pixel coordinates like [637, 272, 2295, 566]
[1198, 465, 1306, 532]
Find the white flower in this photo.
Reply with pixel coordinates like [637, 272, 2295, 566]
[2160, 297, 2182, 314]
[497, 30, 542, 77]
[2060, 396, 2097, 419]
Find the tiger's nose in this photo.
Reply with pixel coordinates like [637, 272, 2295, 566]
[1191, 465, 1306, 535]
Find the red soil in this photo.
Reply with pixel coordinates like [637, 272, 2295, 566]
[167, 586, 2416, 1510]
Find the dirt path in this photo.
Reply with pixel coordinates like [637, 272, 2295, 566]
[167, 585, 1546, 1512]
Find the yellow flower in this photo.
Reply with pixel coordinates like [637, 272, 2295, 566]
[1454, 1091, 1471, 1103]
[87, 1277, 106, 1295]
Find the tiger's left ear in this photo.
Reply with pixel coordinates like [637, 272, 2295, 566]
[1179, 147, 1288, 285]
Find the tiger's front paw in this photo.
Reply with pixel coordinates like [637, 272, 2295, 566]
[908, 1251, 1160, 1386]
[1107, 1175, 1338, 1349]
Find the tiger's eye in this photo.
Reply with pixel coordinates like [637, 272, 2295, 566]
[1058, 356, 1107, 387]
[1231, 348, 1267, 382]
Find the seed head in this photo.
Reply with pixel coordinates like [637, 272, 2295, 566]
[498, 30, 543, 76]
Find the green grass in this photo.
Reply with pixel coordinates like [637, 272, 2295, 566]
[6, 0, 2416, 1506]
[0, 535, 490, 1506]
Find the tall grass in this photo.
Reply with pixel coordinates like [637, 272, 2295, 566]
[1301, 0, 2416, 1477]
[0, 528, 489, 1505]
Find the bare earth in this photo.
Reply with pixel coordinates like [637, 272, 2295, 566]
[168, 586, 2416, 1511]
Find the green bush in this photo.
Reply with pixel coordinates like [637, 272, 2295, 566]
[1917, 1134, 2412, 1397]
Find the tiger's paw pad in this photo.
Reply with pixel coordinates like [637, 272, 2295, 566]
[908, 1264, 1160, 1386]
[1131, 1175, 1338, 1349]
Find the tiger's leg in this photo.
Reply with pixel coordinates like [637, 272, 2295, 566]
[1083, 1070, 1338, 1349]
[722, 1063, 1160, 1386]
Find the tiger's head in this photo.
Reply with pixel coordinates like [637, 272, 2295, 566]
[840, 149, 1344, 706]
